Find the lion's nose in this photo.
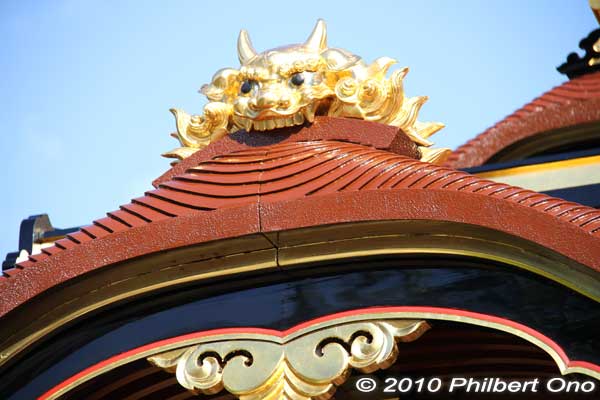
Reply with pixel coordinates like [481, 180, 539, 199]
[251, 91, 278, 110]
[278, 94, 291, 108]
[250, 90, 290, 110]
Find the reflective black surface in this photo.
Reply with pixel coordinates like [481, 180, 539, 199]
[4, 257, 600, 399]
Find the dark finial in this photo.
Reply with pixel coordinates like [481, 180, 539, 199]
[557, 28, 600, 79]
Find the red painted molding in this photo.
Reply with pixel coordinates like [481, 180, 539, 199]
[2, 139, 600, 318]
[38, 306, 600, 400]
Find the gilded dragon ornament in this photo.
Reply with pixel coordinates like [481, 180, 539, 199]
[166, 20, 450, 163]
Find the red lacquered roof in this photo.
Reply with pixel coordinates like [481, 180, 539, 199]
[2, 118, 600, 317]
[445, 71, 600, 168]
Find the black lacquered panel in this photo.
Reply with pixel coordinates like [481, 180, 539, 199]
[4, 257, 600, 399]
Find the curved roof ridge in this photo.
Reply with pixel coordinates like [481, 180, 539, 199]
[2, 138, 600, 318]
[5, 139, 600, 277]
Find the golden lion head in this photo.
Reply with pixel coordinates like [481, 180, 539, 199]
[167, 20, 449, 164]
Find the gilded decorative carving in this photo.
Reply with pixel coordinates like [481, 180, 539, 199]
[166, 19, 450, 164]
[148, 319, 429, 399]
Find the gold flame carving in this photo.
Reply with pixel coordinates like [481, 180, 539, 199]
[166, 20, 450, 164]
[148, 319, 429, 399]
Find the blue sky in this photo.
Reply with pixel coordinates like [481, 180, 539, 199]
[0, 1, 597, 256]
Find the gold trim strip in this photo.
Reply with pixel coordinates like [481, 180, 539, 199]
[277, 231, 600, 302]
[2, 221, 599, 375]
[0, 246, 278, 368]
[591, 0, 600, 23]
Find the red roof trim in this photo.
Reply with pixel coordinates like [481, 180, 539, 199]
[445, 71, 600, 168]
[153, 116, 420, 187]
[39, 306, 600, 400]
[2, 139, 600, 317]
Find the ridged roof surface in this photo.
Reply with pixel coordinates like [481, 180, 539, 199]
[445, 71, 600, 168]
[8, 139, 600, 276]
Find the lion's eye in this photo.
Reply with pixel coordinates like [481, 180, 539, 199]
[240, 80, 254, 94]
[290, 73, 305, 86]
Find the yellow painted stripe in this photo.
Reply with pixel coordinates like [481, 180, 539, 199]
[474, 155, 600, 192]
[475, 155, 600, 180]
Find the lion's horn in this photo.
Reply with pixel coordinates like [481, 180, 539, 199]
[237, 29, 257, 64]
[305, 19, 327, 52]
